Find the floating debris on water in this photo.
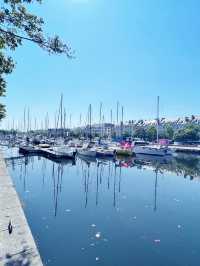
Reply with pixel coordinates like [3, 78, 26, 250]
[173, 198, 180, 203]
[95, 232, 101, 239]
[91, 224, 96, 228]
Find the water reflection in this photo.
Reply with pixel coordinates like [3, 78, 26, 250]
[154, 167, 159, 212]
[78, 156, 120, 208]
[5, 153, 200, 217]
[52, 163, 64, 217]
[134, 153, 200, 180]
[6, 151, 200, 266]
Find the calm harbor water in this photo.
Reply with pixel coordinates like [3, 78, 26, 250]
[5, 150, 200, 266]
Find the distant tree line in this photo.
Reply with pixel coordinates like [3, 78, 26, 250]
[67, 123, 200, 142]
[132, 123, 200, 142]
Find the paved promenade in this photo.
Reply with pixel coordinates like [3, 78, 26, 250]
[0, 156, 43, 266]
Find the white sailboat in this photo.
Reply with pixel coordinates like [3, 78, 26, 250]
[96, 146, 115, 157]
[133, 144, 172, 156]
[51, 146, 76, 159]
[133, 96, 172, 156]
[78, 143, 97, 157]
[77, 105, 97, 158]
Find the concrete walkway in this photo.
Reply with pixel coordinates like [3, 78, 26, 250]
[0, 156, 43, 266]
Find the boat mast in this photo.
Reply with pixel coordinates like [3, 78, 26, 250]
[89, 104, 92, 142]
[110, 109, 113, 139]
[34, 118, 37, 131]
[60, 94, 63, 137]
[27, 107, 30, 133]
[116, 101, 119, 138]
[64, 108, 66, 138]
[55, 110, 59, 138]
[23, 107, 26, 133]
[99, 102, 102, 138]
[156, 96, 160, 144]
[45, 112, 49, 137]
[117, 101, 119, 125]
[79, 113, 82, 137]
[121, 106, 124, 138]
[70, 113, 72, 129]
[12, 118, 14, 134]
[102, 114, 105, 137]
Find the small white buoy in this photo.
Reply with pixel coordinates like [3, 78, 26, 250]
[96, 257, 100, 261]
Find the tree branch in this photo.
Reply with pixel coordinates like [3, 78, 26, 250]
[0, 27, 74, 58]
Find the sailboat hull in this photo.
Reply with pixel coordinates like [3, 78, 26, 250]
[78, 149, 97, 157]
[133, 146, 172, 156]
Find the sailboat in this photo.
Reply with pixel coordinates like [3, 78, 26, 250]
[51, 94, 76, 159]
[133, 97, 172, 156]
[78, 143, 97, 157]
[77, 104, 97, 158]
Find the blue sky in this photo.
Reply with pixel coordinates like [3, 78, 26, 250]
[2, 0, 200, 128]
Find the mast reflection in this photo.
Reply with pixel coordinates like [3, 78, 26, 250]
[6, 150, 200, 217]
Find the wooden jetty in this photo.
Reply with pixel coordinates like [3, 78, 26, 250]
[19, 146, 43, 155]
[19, 146, 76, 159]
[39, 148, 75, 159]
[0, 154, 43, 266]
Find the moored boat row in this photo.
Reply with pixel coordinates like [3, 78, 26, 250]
[18, 139, 173, 160]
